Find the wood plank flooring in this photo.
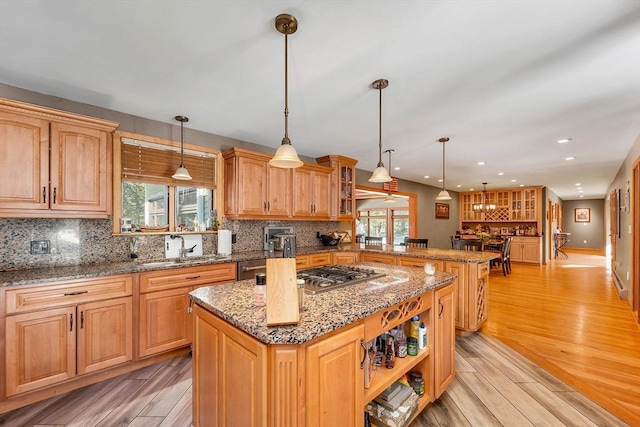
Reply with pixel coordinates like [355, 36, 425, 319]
[1, 251, 637, 426]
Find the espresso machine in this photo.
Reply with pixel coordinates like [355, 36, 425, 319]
[263, 226, 296, 258]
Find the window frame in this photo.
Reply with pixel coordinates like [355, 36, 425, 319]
[112, 130, 223, 235]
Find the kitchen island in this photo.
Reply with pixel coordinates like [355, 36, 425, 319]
[189, 262, 457, 427]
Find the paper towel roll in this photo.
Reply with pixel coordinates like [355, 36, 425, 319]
[217, 229, 232, 256]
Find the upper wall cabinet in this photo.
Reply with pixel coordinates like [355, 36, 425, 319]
[223, 148, 335, 221]
[316, 155, 358, 221]
[0, 98, 119, 218]
[460, 186, 542, 224]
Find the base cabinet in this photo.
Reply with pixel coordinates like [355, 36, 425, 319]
[511, 237, 542, 264]
[4, 296, 132, 397]
[332, 251, 359, 265]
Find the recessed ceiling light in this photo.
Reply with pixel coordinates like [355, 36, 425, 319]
[565, 156, 576, 161]
[511, 179, 517, 182]
[394, 167, 400, 171]
[469, 188, 474, 191]
[478, 161, 487, 165]
[519, 184, 524, 187]
[557, 138, 573, 143]
[457, 184, 462, 188]
[498, 172, 504, 176]
[575, 183, 581, 186]
[578, 190, 584, 193]
[577, 187, 582, 190]
[438, 179, 443, 183]
[579, 195, 584, 198]
[424, 175, 429, 179]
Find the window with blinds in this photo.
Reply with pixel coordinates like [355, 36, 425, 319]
[121, 138, 216, 188]
[115, 135, 220, 234]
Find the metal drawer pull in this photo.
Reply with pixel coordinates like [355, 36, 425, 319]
[438, 300, 444, 319]
[359, 339, 367, 369]
[242, 265, 266, 272]
[80, 311, 84, 329]
[64, 290, 89, 296]
[43, 187, 47, 203]
[186, 275, 201, 280]
[69, 313, 73, 331]
[53, 187, 57, 203]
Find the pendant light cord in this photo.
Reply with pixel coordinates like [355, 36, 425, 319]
[283, 25, 290, 145]
[180, 120, 185, 166]
[378, 86, 383, 167]
[441, 140, 446, 191]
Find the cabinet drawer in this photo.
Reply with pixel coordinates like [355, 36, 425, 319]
[360, 253, 396, 265]
[309, 253, 331, 267]
[396, 257, 445, 271]
[295, 255, 310, 270]
[140, 263, 236, 293]
[4, 275, 132, 314]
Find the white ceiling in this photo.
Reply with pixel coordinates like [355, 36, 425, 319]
[1, 1, 638, 200]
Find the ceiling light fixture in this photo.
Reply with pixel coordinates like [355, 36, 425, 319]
[269, 14, 303, 169]
[368, 79, 392, 183]
[472, 182, 496, 213]
[383, 149, 396, 203]
[435, 137, 452, 200]
[557, 138, 572, 143]
[172, 115, 192, 180]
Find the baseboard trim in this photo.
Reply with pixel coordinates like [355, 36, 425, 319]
[612, 270, 629, 300]
[563, 247, 605, 256]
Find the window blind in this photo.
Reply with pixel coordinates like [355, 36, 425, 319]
[121, 138, 216, 188]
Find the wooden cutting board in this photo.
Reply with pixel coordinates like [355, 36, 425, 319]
[266, 258, 300, 325]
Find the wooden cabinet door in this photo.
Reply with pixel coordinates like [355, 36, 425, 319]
[292, 167, 313, 217]
[522, 240, 541, 263]
[306, 324, 364, 427]
[192, 305, 220, 427]
[76, 297, 132, 375]
[5, 306, 76, 396]
[236, 156, 268, 216]
[0, 111, 49, 211]
[445, 262, 466, 330]
[434, 284, 455, 398]
[312, 169, 331, 219]
[510, 238, 524, 262]
[50, 122, 110, 214]
[266, 165, 291, 217]
[360, 253, 396, 265]
[139, 287, 192, 357]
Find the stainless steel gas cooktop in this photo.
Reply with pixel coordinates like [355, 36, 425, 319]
[298, 265, 385, 294]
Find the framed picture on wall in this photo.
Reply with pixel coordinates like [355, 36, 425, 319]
[435, 203, 449, 219]
[574, 207, 590, 223]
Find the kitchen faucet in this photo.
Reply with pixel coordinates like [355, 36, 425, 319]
[170, 235, 197, 260]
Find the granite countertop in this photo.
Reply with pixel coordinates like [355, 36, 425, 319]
[190, 262, 456, 345]
[0, 244, 495, 287]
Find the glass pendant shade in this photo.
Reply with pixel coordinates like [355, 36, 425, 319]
[369, 165, 392, 183]
[436, 189, 452, 201]
[172, 115, 192, 181]
[383, 194, 396, 203]
[172, 165, 192, 180]
[269, 141, 303, 168]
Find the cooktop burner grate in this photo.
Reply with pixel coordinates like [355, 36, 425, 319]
[298, 265, 385, 294]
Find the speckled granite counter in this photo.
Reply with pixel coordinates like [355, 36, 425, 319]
[0, 244, 492, 287]
[355, 244, 498, 263]
[189, 262, 456, 345]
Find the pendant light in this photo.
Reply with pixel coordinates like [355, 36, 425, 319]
[472, 182, 497, 213]
[172, 115, 192, 180]
[269, 14, 303, 169]
[368, 79, 393, 183]
[435, 137, 451, 200]
[383, 149, 396, 203]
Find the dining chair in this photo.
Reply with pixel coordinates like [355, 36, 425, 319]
[452, 239, 482, 251]
[364, 236, 383, 246]
[404, 237, 429, 248]
[491, 237, 512, 276]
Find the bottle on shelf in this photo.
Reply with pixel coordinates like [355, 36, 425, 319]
[384, 335, 395, 369]
[410, 316, 420, 340]
[418, 322, 427, 350]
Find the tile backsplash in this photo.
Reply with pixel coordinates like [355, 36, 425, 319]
[0, 218, 351, 271]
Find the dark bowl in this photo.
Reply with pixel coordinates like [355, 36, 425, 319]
[318, 235, 342, 246]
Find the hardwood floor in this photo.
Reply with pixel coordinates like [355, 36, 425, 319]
[1, 251, 637, 426]
[480, 251, 640, 426]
